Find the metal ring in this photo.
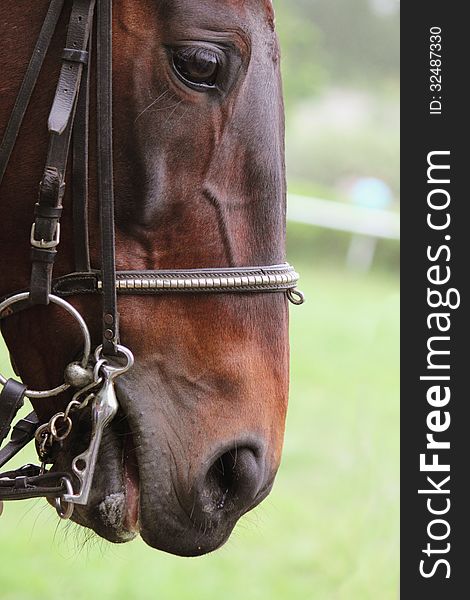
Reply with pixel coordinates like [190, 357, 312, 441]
[34, 423, 50, 445]
[71, 377, 102, 410]
[0, 293, 91, 399]
[93, 358, 107, 382]
[64, 400, 82, 420]
[287, 288, 305, 306]
[94, 344, 135, 372]
[54, 477, 75, 520]
[49, 413, 73, 442]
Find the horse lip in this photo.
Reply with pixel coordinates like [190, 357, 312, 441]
[112, 380, 141, 534]
[121, 415, 141, 532]
[248, 479, 274, 512]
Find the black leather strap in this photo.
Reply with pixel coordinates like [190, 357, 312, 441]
[0, 412, 39, 469]
[0, 468, 70, 501]
[0, 464, 40, 480]
[30, 0, 96, 305]
[0, 0, 65, 186]
[0, 380, 27, 446]
[72, 30, 92, 272]
[34, 203, 64, 219]
[48, 0, 96, 135]
[62, 48, 89, 64]
[30, 165, 66, 304]
[53, 271, 98, 295]
[97, 0, 119, 355]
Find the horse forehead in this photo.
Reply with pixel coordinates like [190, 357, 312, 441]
[226, 0, 275, 27]
[219, 0, 273, 12]
[116, 0, 276, 44]
[156, 0, 275, 26]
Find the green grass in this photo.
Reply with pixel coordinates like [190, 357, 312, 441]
[0, 260, 399, 599]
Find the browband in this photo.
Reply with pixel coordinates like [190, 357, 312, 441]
[0, 264, 302, 319]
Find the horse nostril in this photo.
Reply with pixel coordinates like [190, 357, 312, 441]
[202, 445, 263, 513]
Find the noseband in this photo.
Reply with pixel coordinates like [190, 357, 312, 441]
[0, 0, 303, 518]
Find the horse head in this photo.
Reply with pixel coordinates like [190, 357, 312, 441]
[0, 0, 293, 556]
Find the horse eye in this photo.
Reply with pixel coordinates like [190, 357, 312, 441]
[172, 48, 220, 88]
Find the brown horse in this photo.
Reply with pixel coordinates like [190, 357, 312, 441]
[0, 0, 289, 556]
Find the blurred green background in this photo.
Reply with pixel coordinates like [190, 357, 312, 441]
[0, 1, 399, 598]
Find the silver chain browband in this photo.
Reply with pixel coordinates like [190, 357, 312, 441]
[55, 263, 303, 299]
[0, 264, 304, 320]
[108, 264, 299, 293]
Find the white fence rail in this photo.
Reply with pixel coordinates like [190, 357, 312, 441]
[287, 194, 400, 240]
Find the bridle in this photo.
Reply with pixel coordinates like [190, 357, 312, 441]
[0, 0, 303, 519]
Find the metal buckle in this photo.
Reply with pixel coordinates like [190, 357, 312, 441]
[30, 222, 61, 249]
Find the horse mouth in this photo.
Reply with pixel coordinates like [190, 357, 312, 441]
[53, 409, 141, 544]
[53, 385, 275, 555]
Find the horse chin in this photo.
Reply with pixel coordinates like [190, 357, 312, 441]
[71, 494, 138, 545]
[138, 481, 273, 557]
[139, 519, 234, 558]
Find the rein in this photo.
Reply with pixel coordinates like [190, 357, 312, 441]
[0, 0, 303, 519]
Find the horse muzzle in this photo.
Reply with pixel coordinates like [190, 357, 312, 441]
[56, 389, 275, 555]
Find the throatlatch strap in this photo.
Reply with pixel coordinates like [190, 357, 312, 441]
[0, 380, 27, 446]
[97, 0, 119, 355]
[0, 0, 65, 187]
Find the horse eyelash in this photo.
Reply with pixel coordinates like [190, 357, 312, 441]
[175, 46, 221, 64]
